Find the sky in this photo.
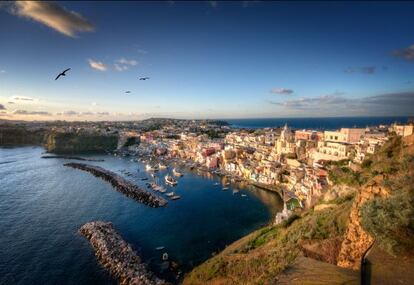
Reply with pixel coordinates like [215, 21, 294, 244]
[0, 1, 414, 121]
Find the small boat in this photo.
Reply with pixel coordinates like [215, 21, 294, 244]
[222, 187, 229, 191]
[165, 175, 178, 186]
[166, 192, 174, 197]
[233, 189, 239, 194]
[241, 194, 247, 197]
[171, 195, 181, 200]
[155, 246, 165, 251]
[172, 168, 183, 177]
[162, 252, 169, 261]
[158, 163, 167, 170]
[146, 164, 155, 172]
[141, 177, 148, 181]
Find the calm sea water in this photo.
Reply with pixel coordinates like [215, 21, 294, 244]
[0, 147, 282, 285]
[226, 116, 410, 130]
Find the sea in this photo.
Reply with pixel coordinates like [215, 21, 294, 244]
[225, 116, 410, 130]
[0, 147, 282, 285]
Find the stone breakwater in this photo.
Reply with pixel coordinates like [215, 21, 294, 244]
[42, 155, 104, 162]
[80, 221, 169, 285]
[64, 163, 167, 207]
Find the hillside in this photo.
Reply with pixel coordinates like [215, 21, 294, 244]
[183, 134, 414, 285]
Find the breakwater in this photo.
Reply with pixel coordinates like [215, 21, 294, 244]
[64, 163, 167, 207]
[80, 221, 169, 285]
[42, 155, 104, 162]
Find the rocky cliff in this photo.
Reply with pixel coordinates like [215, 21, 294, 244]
[0, 125, 47, 146]
[336, 177, 389, 269]
[46, 131, 118, 154]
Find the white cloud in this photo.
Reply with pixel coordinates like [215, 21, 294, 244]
[114, 58, 138, 72]
[270, 88, 294, 95]
[13, 109, 51, 116]
[11, 96, 34, 101]
[12, 1, 94, 38]
[88, 59, 107, 71]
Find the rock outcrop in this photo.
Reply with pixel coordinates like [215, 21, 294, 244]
[46, 131, 118, 154]
[337, 177, 389, 269]
[80, 221, 169, 285]
[65, 163, 167, 207]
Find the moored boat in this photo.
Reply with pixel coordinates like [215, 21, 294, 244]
[165, 175, 178, 186]
[172, 168, 183, 177]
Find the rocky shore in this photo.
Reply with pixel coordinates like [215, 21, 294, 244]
[80, 221, 169, 285]
[42, 155, 104, 162]
[64, 163, 167, 207]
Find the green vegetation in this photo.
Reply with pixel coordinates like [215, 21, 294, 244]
[184, 199, 353, 285]
[328, 164, 365, 186]
[46, 131, 118, 154]
[360, 136, 414, 255]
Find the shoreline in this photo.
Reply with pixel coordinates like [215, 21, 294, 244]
[64, 162, 167, 207]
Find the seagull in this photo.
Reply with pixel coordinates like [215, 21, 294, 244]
[55, 68, 71, 80]
[125, 91, 131, 94]
[139, 77, 150, 80]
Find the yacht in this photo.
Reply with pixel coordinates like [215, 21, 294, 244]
[172, 168, 183, 177]
[165, 175, 178, 186]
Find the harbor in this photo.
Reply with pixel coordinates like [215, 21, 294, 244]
[64, 162, 168, 207]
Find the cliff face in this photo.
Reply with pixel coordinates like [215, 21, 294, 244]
[46, 132, 118, 154]
[0, 126, 47, 146]
[336, 178, 389, 269]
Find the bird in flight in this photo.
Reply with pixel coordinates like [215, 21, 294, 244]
[139, 77, 150, 80]
[55, 68, 71, 80]
[125, 91, 131, 94]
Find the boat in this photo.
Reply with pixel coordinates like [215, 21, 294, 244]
[171, 195, 181, 200]
[155, 246, 165, 251]
[222, 187, 229, 191]
[165, 175, 178, 186]
[172, 168, 183, 177]
[241, 194, 247, 197]
[166, 192, 174, 197]
[214, 182, 220, 186]
[232, 189, 239, 194]
[158, 163, 167, 170]
[162, 252, 169, 261]
[146, 164, 155, 172]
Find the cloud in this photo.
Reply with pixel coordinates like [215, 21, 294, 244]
[11, 1, 94, 38]
[11, 96, 34, 101]
[13, 109, 51, 116]
[270, 88, 294, 95]
[114, 58, 138, 72]
[392, 44, 414, 61]
[269, 91, 414, 116]
[88, 59, 107, 71]
[91, 102, 99, 106]
[344, 66, 377, 74]
[0, 70, 6, 73]
[0, 104, 6, 110]
[97, 111, 110, 116]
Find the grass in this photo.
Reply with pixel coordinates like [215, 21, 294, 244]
[183, 199, 353, 285]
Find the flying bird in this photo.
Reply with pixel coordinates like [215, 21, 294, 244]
[139, 77, 150, 80]
[55, 68, 71, 80]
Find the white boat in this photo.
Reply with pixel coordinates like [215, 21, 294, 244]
[232, 189, 239, 194]
[172, 168, 183, 177]
[166, 192, 174, 197]
[241, 194, 247, 197]
[146, 164, 155, 171]
[165, 175, 178, 186]
[158, 163, 167, 170]
[222, 187, 229, 191]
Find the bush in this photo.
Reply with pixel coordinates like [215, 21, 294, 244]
[361, 189, 414, 255]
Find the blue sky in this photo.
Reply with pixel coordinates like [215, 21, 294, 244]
[0, 1, 414, 121]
